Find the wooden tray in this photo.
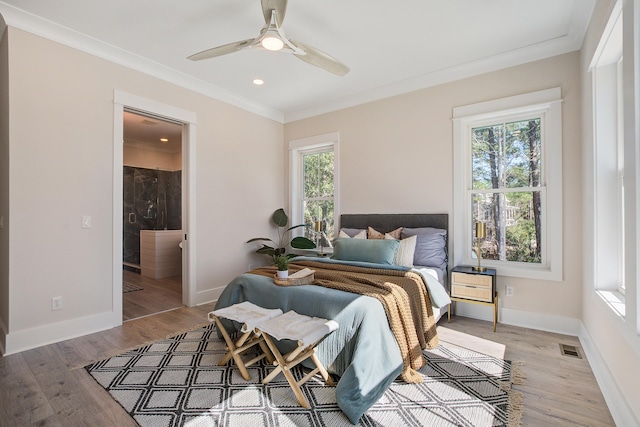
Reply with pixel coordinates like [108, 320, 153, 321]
[273, 272, 315, 286]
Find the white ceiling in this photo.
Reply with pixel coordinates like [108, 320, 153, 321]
[0, 0, 595, 123]
[123, 111, 182, 153]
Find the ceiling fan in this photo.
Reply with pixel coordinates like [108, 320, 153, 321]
[187, 0, 350, 76]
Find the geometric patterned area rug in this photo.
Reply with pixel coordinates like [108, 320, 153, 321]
[85, 324, 524, 427]
[123, 281, 143, 293]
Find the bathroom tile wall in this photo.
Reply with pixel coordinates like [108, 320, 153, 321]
[123, 166, 182, 266]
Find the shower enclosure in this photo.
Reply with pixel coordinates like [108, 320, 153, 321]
[123, 166, 182, 267]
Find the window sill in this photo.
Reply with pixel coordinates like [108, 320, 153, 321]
[596, 290, 626, 319]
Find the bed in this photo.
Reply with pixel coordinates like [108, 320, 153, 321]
[214, 213, 450, 424]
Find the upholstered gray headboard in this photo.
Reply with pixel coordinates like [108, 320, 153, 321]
[339, 213, 450, 284]
[340, 213, 448, 235]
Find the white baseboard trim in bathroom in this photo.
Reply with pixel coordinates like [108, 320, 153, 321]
[3, 311, 115, 356]
[578, 323, 640, 427]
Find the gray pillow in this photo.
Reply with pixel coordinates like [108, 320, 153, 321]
[332, 238, 400, 265]
[401, 227, 447, 270]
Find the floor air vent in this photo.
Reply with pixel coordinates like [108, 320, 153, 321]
[559, 343, 582, 359]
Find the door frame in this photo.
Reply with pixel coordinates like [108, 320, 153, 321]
[112, 90, 197, 326]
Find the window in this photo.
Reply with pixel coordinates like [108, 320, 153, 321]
[289, 132, 340, 251]
[453, 88, 563, 280]
[302, 149, 334, 236]
[471, 118, 543, 264]
[591, 0, 625, 314]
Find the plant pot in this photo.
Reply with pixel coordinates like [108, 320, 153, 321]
[276, 270, 289, 279]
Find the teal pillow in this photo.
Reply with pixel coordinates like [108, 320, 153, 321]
[332, 238, 400, 265]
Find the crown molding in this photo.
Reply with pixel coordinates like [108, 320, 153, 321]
[1, 1, 595, 124]
[0, 2, 285, 123]
[284, 32, 587, 123]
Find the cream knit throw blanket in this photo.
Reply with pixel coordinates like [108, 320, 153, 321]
[251, 260, 438, 384]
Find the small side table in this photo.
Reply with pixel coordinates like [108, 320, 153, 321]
[448, 266, 498, 332]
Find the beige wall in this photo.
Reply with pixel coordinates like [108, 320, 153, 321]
[3, 4, 639, 422]
[123, 145, 182, 171]
[4, 27, 284, 349]
[0, 21, 9, 352]
[580, 0, 640, 423]
[285, 52, 583, 320]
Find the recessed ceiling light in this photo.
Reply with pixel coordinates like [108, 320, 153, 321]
[160, 138, 169, 142]
[253, 78, 264, 85]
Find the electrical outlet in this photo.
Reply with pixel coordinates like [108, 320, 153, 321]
[506, 286, 514, 297]
[51, 296, 63, 311]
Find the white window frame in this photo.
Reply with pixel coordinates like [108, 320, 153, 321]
[590, 0, 626, 317]
[289, 132, 340, 238]
[617, 56, 626, 296]
[453, 88, 563, 281]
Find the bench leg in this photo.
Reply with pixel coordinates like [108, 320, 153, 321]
[212, 316, 255, 381]
[259, 333, 337, 408]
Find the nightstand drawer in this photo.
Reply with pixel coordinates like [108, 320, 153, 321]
[451, 272, 492, 287]
[451, 272, 493, 302]
[451, 283, 493, 302]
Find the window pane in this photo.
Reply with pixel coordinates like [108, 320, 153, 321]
[472, 191, 542, 263]
[472, 119, 541, 190]
[303, 153, 320, 198]
[318, 151, 334, 197]
[303, 151, 334, 199]
[302, 200, 334, 245]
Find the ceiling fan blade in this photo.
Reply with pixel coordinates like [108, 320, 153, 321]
[261, 0, 287, 27]
[289, 39, 350, 76]
[187, 39, 255, 61]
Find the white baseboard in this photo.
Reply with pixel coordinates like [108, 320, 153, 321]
[453, 303, 581, 335]
[499, 307, 583, 335]
[193, 286, 226, 306]
[578, 324, 640, 427]
[3, 311, 116, 356]
[1, 284, 226, 356]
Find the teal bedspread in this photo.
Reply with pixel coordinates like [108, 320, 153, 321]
[214, 267, 405, 424]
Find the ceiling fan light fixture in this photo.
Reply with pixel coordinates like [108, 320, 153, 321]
[261, 33, 284, 51]
[187, 1, 349, 75]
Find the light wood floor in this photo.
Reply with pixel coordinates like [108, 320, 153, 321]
[441, 316, 615, 426]
[0, 309, 615, 426]
[122, 269, 183, 321]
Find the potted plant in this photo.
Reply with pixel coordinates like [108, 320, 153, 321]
[247, 208, 316, 276]
[274, 254, 291, 279]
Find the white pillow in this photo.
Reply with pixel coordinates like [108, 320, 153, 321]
[339, 229, 367, 239]
[385, 234, 417, 267]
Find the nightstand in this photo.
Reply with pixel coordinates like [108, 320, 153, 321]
[447, 266, 498, 332]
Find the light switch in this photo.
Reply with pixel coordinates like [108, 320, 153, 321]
[0, 215, 3, 229]
[82, 215, 92, 228]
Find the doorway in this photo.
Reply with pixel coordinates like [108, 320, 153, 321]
[122, 110, 183, 321]
[112, 91, 197, 327]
